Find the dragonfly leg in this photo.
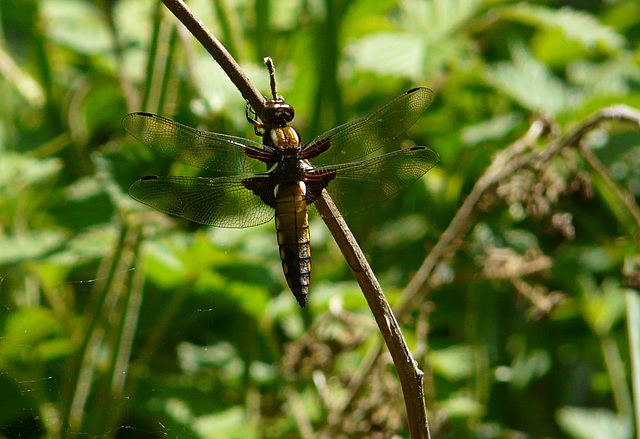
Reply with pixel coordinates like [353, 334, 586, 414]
[246, 100, 266, 136]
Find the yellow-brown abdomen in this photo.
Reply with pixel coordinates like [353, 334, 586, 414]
[274, 181, 310, 307]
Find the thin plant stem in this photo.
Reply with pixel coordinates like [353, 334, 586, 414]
[285, 384, 315, 439]
[159, 0, 265, 114]
[626, 290, 640, 439]
[601, 335, 633, 417]
[141, 0, 163, 111]
[155, 0, 431, 437]
[156, 24, 177, 115]
[59, 223, 130, 436]
[315, 193, 431, 439]
[579, 140, 640, 235]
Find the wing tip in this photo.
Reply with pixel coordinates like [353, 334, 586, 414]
[407, 87, 435, 103]
[122, 111, 156, 125]
[407, 146, 440, 169]
[407, 86, 433, 94]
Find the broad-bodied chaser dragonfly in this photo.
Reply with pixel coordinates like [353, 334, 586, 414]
[123, 87, 439, 307]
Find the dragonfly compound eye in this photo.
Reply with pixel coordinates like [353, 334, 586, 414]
[262, 101, 295, 125]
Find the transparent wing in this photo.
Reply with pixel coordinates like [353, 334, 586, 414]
[123, 112, 269, 176]
[129, 175, 275, 228]
[313, 146, 439, 217]
[304, 88, 434, 167]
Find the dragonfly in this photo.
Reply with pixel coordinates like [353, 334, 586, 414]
[123, 87, 439, 308]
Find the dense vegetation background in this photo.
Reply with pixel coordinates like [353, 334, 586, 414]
[1, 0, 640, 437]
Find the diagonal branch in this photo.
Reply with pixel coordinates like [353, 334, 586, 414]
[315, 193, 430, 439]
[155, 1, 431, 438]
[160, 0, 265, 114]
[401, 104, 640, 318]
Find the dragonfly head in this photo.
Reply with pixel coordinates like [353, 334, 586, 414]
[261, 98, 295, 127]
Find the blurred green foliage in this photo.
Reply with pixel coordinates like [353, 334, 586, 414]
[1, 0, 640, 438]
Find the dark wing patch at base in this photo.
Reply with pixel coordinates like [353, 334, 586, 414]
[310, 146, 439, 217]
[129, 175, 275, 228]
[123, 112, 274, 176]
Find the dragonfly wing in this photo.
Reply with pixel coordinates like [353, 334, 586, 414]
[129, 175, 275, 228]
[310, 146, 439, 217]
[302, 88, 434, 167]
[123, 112, 272, 176]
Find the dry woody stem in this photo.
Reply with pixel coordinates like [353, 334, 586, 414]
[158, 0, 432, 438]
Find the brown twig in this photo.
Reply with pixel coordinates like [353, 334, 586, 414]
[402, 105, 640, 314]
[159, 0, 265, 114]
[315, 194, 431, 439]
[156, 1, 431, 438]
[576, 106, 640, 232]
[264, 57, 279, 100]
[398, 117, 551, 316]
[285, 384, 315, 439]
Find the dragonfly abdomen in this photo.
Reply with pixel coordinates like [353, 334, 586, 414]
[274, 181, 310, 308]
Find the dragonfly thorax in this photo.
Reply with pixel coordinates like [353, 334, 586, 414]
[264, 125, 301, 151]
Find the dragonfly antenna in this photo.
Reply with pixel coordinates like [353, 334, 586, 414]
[264, 57, 280, 100]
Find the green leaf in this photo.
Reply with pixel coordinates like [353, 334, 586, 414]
[499, 4, 624, 52]
[0, 307, 72, 365]
[568, 57, 640, 97]
[395, 0, 486, 40]
[372, 214, 428, 247]
[439, 391, 484, 418]
[345, 0, 486, 80]
[47, 225, 117, 265]
[484, 43, 580, 115]
[193, 406, 256, 439]
[0, 153, 62, 194]
[430, 345, 474, 381]
[578, 276, 627, 336]
[0, 231, 66, 264]
[346, 33, 426, 80]
[509, 349, 552, 389]
[557, 407, 632, 439]
[461, 112, 523, 145]
[41, 0, 112, 55]
[0, 46, 45, 108]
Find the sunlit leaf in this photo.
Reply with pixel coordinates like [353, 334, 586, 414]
[499, 4, 624, 52]
[372, 214, 428, 247]
[578, 276, 626, 336]
[345, 0, 486, 80]
[439, 392, 484, 418]
[47, 225, 118, 265]
[568, 57, 640, 96]
[41, 0, 112, 54]
[461, 112, 523, 145]
[0, 46, 45, 108]
[0, 153, 62, 194]
[430, 345, 474, 381]
[484, 43, 580, 115]
[193, 406, 256, 439]
[509, 349, 552, 389]
[557, 407, 632, 439]
[0, 231, 66, 265]
[346, 33, 426, 80]
[0, 307, 72, 365]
